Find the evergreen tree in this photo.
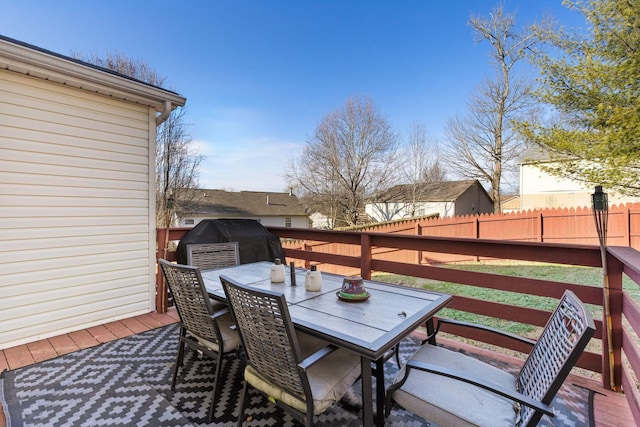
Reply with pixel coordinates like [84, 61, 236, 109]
[521, 0, 640, 195]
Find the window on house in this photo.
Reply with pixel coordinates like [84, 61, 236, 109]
[285, 217, 292, 227]
[184, 219, 195, 225]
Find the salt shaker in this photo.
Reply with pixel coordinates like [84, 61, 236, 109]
[305, 265, 322, 291]
[270, 258, 285, 283]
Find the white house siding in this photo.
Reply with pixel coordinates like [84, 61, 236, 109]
[520, 162, 640, 210]
[0, 70, 155, 349]
[519, 163, 590, 210]
[366, 201, 455, 222]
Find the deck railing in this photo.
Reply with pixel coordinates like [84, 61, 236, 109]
[156, 226, 640, 423]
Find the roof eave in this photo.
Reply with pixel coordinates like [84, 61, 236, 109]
[0, 35, 186, 110]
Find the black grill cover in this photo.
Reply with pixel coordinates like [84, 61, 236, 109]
[176, 219, 285, 265]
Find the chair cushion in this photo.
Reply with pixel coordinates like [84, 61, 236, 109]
[391, 344, 518, 427]
[192, 312, 241, 353]
[245, 332, 361, 415]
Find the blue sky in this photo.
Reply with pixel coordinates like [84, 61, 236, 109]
[1, 1, 586, 192]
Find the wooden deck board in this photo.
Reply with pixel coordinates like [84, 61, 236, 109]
[26, 339, 58, 363]
[47, 333, 81, 356]
[0, 307, 636, 426]
[86, 324, 119, 344]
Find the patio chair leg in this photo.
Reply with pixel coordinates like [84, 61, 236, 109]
[384, 393, 394, 418]
[305, 413, 313, 427]
[171, 336, 186, 389]
[208, 353, 226, 422]
[236, 381, 250, 427]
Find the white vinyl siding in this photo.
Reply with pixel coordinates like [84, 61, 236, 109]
[0, 70, 155, 349]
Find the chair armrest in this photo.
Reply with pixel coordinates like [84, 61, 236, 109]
[405, 359, 553, 417]
[432, 318, 536, 347]
[298, 344, 340, 371]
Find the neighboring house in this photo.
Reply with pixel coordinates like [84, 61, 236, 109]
[175, 189, 310, 228]
[0, 35, 186, 349]
[500, 195, 520, 213]
[519, 146, 640, 210]
[309, 211, 332, 229]
[366, 180, 494, 222]
[308, 209, 373, 229]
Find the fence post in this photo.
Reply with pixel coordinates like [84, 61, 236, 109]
[537, 211, 543, 242]
[303, 243, 311, 269]
[474, 216, 479, 239]
[624, 206, 631, 247]
[475, 217, 480, 261]
[416, 223, 423, 265]
[155, 228, 167, 314]
[360, 233, 372, 280]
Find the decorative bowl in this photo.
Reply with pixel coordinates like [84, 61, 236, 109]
[339, 276, 367, 299]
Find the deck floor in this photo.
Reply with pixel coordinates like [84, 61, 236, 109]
[0, 308, 635, 426]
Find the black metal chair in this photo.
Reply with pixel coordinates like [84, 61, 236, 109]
[386, 290, 595, 427]
[158, 259, 242, 422]
[187, 242, 240, 270]
[220, 275, 362, 427]
[185, 242, 239, 311]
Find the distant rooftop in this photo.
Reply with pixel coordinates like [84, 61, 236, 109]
[177, 189, 309, 217]
[375, 180, 488, 202]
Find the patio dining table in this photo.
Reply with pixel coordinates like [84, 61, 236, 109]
[201, 261, 452, 427]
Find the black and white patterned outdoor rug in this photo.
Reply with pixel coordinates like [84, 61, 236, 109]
[1, 323, 593, 426]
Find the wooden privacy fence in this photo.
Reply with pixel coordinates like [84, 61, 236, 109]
[282, 203, 640, 273]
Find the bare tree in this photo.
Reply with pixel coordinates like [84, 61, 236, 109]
[403, 123, 444, 183]
[401, 123, 446, 216]
[442, 6, 544, 212]
[156, 108, 203, 227]
[72, 51, 166, 87]
[73, 51, 203, 226]
[371, 123, 445, 221]
[286, 96, 399, 227]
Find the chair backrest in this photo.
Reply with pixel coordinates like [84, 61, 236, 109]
[220, 275, 309, 402]
[517, 290, 595, 426]
[158, 259, 222, 344]
[187, 242, 240, 270]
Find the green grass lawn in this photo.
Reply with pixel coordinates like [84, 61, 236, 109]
[374, 260, 640, 337]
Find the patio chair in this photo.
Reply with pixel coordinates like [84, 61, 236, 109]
[186, 241, 240, 270]
[220, 275, 362, 427]
[158, 259, 242, 422]
[385, 290, 595, 427]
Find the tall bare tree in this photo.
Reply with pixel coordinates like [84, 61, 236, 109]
[286, 96, 399, 227]
[72, 51, 203, 226]
[402, 123, 446, 217]
[371, 123, 445, 221]
[155, 108, 203, 227]
[441, 6, 544, 212]
[403, 123, 444, 184]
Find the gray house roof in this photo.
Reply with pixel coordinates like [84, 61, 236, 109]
[376, 180, 491, 203]
[520, 144, 579, 164]
[520, 145, 551, 163]
[177, 189, 309, 218]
